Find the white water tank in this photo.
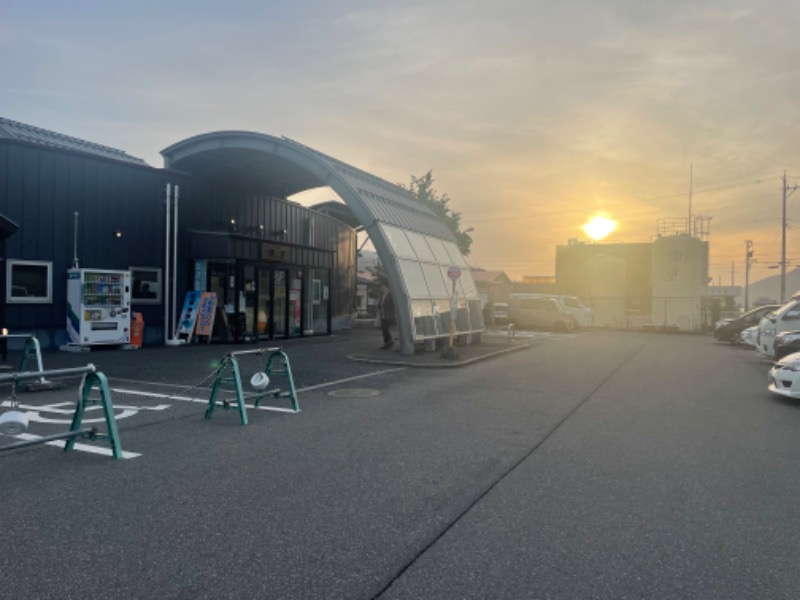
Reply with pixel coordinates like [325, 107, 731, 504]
[652, 234, 708, 330]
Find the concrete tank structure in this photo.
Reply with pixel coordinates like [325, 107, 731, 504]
[584, 254, 627, 327]
[651, 234, 709, 331]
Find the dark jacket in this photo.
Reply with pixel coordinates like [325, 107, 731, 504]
[379, 292, 396, 323]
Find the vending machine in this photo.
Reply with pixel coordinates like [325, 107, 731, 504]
[66, 269, 132, 346]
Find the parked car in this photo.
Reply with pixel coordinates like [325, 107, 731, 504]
[508, 293, 592, 328]
[757, 293, 800, 358]
[508, 294, 577, 331]
[714, 304, 780, 344]
[739, 325, 759, 348]
[768, 351, 800, 398]
[492, 302, 509, 324]
[773, 330, 800, 360]
[558, 295, 593, 328]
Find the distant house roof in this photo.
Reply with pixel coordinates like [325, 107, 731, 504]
[0, 117, 149, 166]
[470, 269, 512, 285]
[310, 200, 362, 230]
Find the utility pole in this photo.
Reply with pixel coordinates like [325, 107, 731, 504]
[688, 163, 693, 236]
[745, 240, 753, 311]
[781, 171, 798, 303]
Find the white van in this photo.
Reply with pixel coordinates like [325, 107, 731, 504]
[558, 295, 593, 328]
[508, 295, 577, 331]
[756, 294, 800, 358]
[510, 294, 593, 329]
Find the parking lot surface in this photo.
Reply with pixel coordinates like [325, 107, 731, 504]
[2, 327, 799, 599]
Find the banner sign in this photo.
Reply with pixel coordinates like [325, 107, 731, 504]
[176, 291, 203, 336]
[194, 292, 218, 338]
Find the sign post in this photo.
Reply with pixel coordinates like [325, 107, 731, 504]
[442, 266, 462, 359]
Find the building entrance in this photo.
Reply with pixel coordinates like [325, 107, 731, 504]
[244, 265, 291, 341]
[203, 261, 320, 342]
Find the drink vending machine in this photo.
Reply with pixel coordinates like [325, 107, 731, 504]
[66, 269, 132, 346]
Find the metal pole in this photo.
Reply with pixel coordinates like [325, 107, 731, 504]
[782, 172, 787, 304]
[172, 185, 179, 340]
[72, 212, 80, 269]
[164, 183, 172, 342]
[688, 163, 693, 236]
[745, 240, 752, 311]
[0, 429, 94, 452]
[0, 364, 95, 385]
[449, 280, 456, 347]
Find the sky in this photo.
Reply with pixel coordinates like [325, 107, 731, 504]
[3, 0, 800, 285]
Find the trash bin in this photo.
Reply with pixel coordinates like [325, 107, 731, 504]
[130, 312, 144, 348]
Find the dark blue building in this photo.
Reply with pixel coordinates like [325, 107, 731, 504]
[0, 117, 357, 349]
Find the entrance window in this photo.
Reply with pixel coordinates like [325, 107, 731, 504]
[273, 270, 287, 337]
[304, 268, 329, 335]
[243, 265, 256, 336]
[258, 268, 270, 339]
[289, 270, 303, 337]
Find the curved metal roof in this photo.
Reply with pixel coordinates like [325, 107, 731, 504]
[161, 131, 480, 354]
[161, 132, 455, 242]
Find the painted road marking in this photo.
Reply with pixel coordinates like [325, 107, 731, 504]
[108, 367, 407, 394]
[7, 432, 141, 459]
[111, 388, 299, 413]
[1, 400, 170, 425]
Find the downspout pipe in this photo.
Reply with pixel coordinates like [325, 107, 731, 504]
[166, 184, 184, 346]
[164, 183, 171, 343]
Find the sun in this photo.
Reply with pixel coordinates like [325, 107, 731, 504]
[582, 215, 617, 241]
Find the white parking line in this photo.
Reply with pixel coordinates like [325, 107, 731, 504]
[109, 367, 407, 397]
[294, 368, 407, 392]
[111, 388, 298, 413]
[8, 432, 141, 459]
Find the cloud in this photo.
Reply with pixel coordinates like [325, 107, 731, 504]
[2, 0, 800, 281]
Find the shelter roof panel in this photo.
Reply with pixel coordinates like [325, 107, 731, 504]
[166, 144, 324, 196]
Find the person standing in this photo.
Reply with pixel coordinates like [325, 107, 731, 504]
[378, 284, 396, 349]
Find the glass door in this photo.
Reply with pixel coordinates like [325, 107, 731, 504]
[289, 270, 303, 337]
[257, 268, 271, 340]
[208, 261, 235, 340]
[273, 269, 287, 338]
[242, 264, 257, 341]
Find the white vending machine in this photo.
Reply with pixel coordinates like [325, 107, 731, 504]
[66, 269, 132, 346]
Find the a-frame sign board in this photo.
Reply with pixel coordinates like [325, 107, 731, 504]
[175, 291, 203, 344]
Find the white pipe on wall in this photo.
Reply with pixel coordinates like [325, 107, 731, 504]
[164, 183, 171, 343]
[172, 185, 179, 339]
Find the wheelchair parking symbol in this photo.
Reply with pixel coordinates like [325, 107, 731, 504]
[1, 400, 170, 425]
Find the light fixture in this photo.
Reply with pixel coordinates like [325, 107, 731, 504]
[114, 230, 123, 239]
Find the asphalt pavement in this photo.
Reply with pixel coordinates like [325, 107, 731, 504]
[1, 326, 799, 599]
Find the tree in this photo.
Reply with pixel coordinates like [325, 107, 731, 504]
[403, 170, 472, 256]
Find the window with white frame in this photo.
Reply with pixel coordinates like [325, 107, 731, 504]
[6, 260, 52, 303]
[130, 267, 162, 304]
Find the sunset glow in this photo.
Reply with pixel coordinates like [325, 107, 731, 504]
[582, 215, 617, 241]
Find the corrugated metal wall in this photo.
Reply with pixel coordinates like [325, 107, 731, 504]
[0, 141, 356, 346]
